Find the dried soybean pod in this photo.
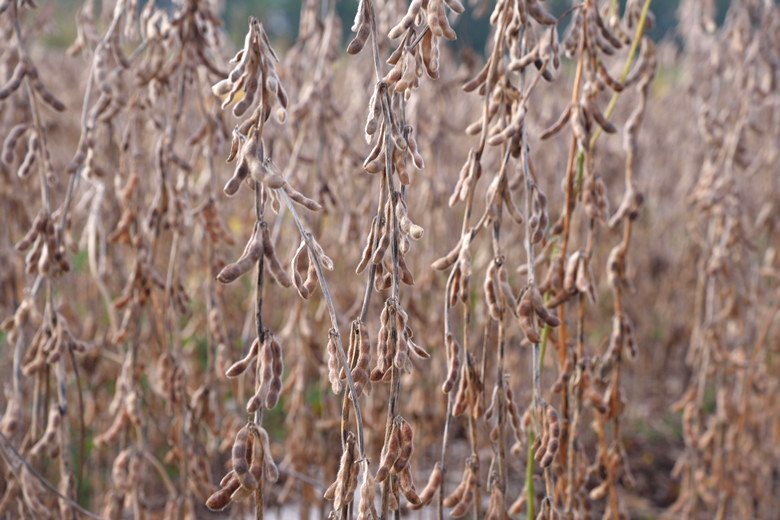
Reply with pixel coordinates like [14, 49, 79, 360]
[371, 212, 391, 265]
[302, 252, 319, 297]
[2, 123, 28, 164]
[206, 474, 240, 511]
[327, 331, 342, 394]
[442, 465, 469, 507]
[409, 463, 441, 509]
[0, 61, 26, 100]
[540, 104, 572, 140]
[231, 424, 257, 490]
[431, 236, 462, 271]
[262, 224, 292, 287]
[356, 216, 377, 274]
[15, 212, 44, 252]
[485, 258, 501, 320]
[517, 288, 541, 343]
[375, 418, 401, 483]
[30, 75, 66, 112]
[323, 480, 337, 501]
[291, 239, 310, 299]
[392, 418, 414, 472]
[247, 427, 264, 485]
[531, 286, 561, 327]
[347, 0, 370, 55]
[30, 406, 61, 458]
[17, 134, 38, 179]
[452, 370, 469, 416]
[441, 336, 460, 393]
[265, 335, 283, 409]
[399, 465, 421, 505]
[333, 433, 356, 511]
[351, 322, 372, 398]
[449, 474, 476, 517]
[254, 425, 279, 483]
[357, 467, 377, 520]
[217, 223, 264, 284]
[484, 480, 505, 520]
[225, 337, 259, 378]
[283, 182, 322, 211]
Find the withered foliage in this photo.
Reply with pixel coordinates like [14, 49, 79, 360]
[0, 0, 778, 519]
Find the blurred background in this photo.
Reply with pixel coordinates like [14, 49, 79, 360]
[47, 0, 733, 52]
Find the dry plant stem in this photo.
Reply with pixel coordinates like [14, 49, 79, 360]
[61, 5, 127, 240]
[0, 430, 107, 520]
[279, 189, 367, 461]
[12, 1, 74, 512]
[556, 25, 587, 486]
[523, 119, 543, 520]
[438, 268, 459, 520]
[463, 303, 480, 520]
[12, 3, 51, 215]
[366, 0, 384, 82]
[254, 183, 266, 520]
[380, 93, 403, 520]
[496, 302, 507, 520]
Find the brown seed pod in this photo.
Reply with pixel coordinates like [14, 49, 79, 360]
[541, 407, 560, 467]
[0, 387, 22, 437]
[2, 123, 28, 164]
[517, 289, 541, 343]
[261, 224, 292, 288]
[348, 0, 371, 55]
[332, 432, 357, 511]
[399, 465, 421, 505]
[356, 217, 378, 275]
[452, 369, 470, 417]
[302, 253, 319, 297]
[225, 337, 259, 378]
[485, 258, 501, 320]
[248, 337, 274, 414]
[431, 235, 463, 271]
[357, 463, 377, 520]
[389, 0, 422, 39]
[95, 407, 129, 446]
[375, 418, 401, 483]
[252, 424, 278, 483]
[17, 134, 39, 179]
[531, 286, 561, 326]
[443, 462, 473, 508]
[29, 75, 66, 112]
[111, 448, 131, 491]
[217, 223, 264, 284]
[449, 473, 476, 517]
[326, 331, 342, 394]
[508, 491, 528, 515]
[409, 463, 441, 510]
[484, 478, 505, 520]
[387, 478, 400, 510]
[350, 322, 372, 399]
[283, 182, 322, 212]
[30, 406, 61, 458]
[0, 61, 26, 100]
[231, 424, 257, 490]
[392, 417, 414, 473]
[206, 473, 241, 511]
[291, 240, 310, 299]
[441, 336, 461, 393]
[265, 335, 283, 409]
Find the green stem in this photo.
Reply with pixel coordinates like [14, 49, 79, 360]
[589, 0, 653, 150]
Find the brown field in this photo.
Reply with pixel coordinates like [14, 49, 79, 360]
[0, 0, 778, 519]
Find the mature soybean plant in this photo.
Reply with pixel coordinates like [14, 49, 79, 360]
[0, 1, 778, 520]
